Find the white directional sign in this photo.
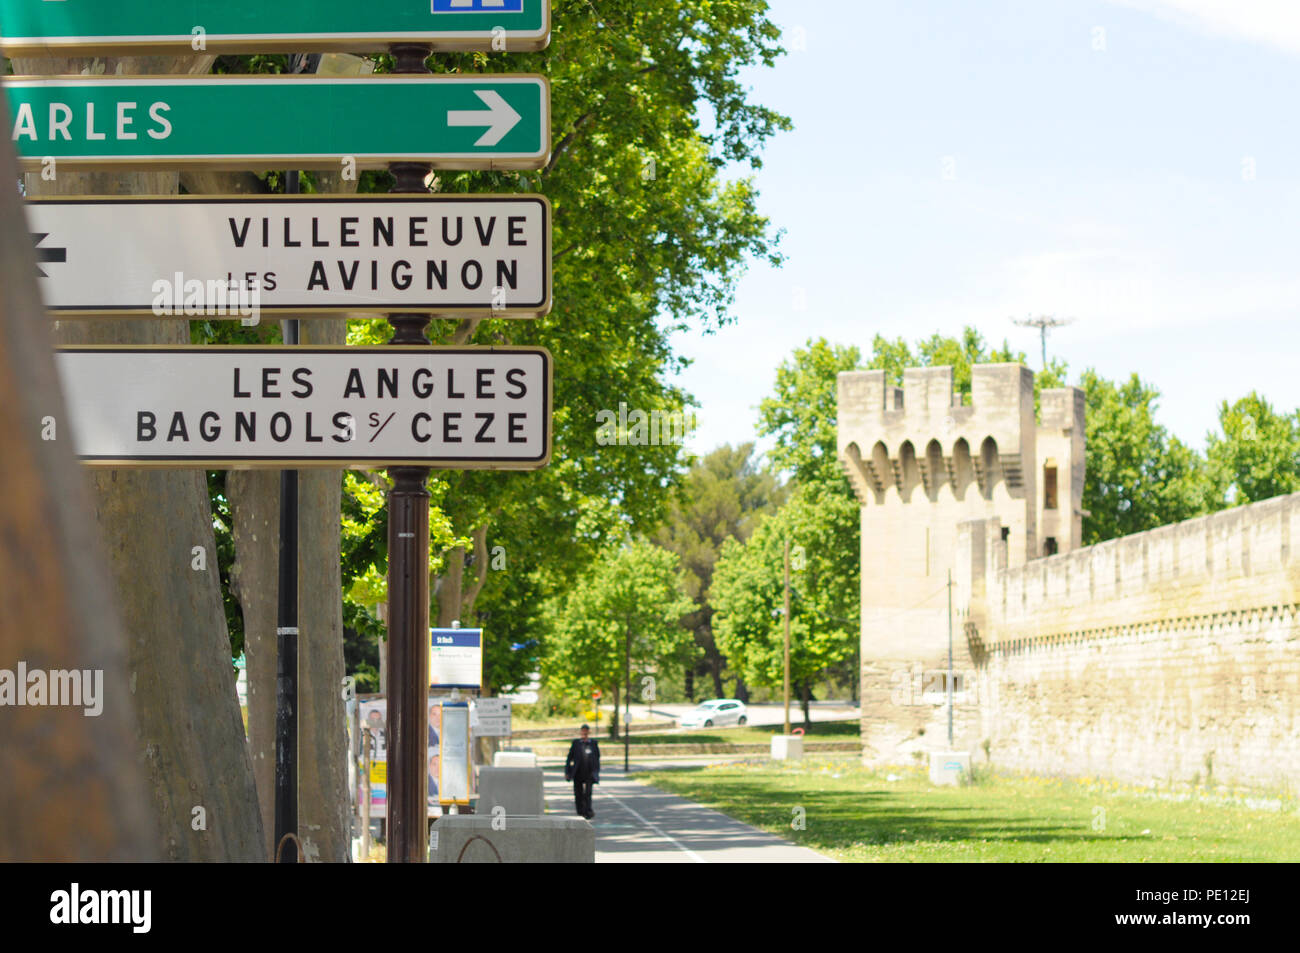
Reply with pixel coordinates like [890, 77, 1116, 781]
[472, 698, 512, 737]
[25, 196, 551, 317]
[55, 347, 552, 469]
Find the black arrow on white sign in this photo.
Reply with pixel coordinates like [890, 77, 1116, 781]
[32, 234, 67, 278]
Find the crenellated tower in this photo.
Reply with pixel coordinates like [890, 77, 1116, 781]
[837, 363, 1085, 763]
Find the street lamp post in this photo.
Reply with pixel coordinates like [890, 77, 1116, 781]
[783, 539, 791, 736]
[624, 615, 631, 774]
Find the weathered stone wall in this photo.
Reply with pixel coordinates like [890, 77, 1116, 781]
[958, 495, 1300, 789]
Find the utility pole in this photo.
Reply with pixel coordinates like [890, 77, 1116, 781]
[783, 539, 791, 736]
[1011, 314, 1074, 369]
[947, 570, 954, 749]
[624, 614, 631, 774]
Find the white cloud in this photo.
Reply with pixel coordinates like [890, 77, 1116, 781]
[1104, 0, 1300, 54]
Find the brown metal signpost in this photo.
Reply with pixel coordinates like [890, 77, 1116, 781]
[385, 42, 434, 865]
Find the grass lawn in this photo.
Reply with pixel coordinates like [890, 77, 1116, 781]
[639, 758, 1300, 862]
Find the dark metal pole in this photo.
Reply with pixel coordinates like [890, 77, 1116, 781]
[947, 570, 954, 749]
[274, 451, 298, 863]
[623, 618, 631, 774]
[783, 539, 791, 736]
[384, 42, 434, 864]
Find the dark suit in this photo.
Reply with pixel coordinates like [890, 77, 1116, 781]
[564, 737, 600, 819]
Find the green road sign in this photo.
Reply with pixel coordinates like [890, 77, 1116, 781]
[5, 75, 550, 171]
[0, 0, 550, 55]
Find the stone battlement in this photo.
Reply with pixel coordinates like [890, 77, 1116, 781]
[960, 491, 1300, 645]
[838, 364, 1081, 515]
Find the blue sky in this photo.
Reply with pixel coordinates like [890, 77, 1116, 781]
[671, 0, 1300, 457]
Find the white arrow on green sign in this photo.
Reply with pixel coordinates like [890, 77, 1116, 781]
[6, 75, 550, 170]
[0, 0, 550, 55]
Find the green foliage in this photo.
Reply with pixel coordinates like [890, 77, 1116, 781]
[865, 325, 1067, 408]
[867, 326, 1016, 398]
[513, 687, 585, 723]
[711, 484, 860, 694]
[200, 5, 794, 690]
[1080, 370, 1210, 544]
[207, 471, 243, 659]
[404, 0, 791, 689]
[652, 443, 786, 696]
[1205, 392, 1300, 506]
[541, 540, 696, 707]
[757, 339, 860, 490]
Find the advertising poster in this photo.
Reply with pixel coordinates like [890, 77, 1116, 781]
[359, 698, 387, 818]
[359, 696, 446, 818]
[427, 702, 442, 811]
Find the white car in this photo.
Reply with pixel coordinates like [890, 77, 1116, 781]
[678, 699, 748, 729]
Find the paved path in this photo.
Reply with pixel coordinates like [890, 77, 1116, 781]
[542, 765, 834, 863]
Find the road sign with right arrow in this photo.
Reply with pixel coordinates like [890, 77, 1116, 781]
[6, 75, 550, 171]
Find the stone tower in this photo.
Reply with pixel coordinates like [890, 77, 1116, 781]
[836, 363, 1085, 763]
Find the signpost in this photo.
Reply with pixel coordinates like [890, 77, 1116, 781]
[0, 0, 550, 55]
[52, 347, 553, 469]
[429, 628, 483, 691]
[5, 75, 550, 171]
[472, 698, 512, 738]
[15, 5, 555, 863]
[25, 195, 552, 317]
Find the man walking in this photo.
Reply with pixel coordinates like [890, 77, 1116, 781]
[564, 724, 600, 820]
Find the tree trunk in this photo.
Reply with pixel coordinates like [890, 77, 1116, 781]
[706, 634, 725, 698]
[610, 683, 620, 740]
[0, 111, 158, 860]
[17, 52, 265, 861]
[296, 319, 350, 863]
[434, 545, 465, 629]
[433, 525, 489, 629]
[433, 526, 496, 771]
[228, 470, 279, 856]
[229, 430, 350, 863]
[218, 159, 357, 861]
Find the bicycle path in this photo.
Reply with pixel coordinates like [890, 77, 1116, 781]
[541, 764, 835, 863]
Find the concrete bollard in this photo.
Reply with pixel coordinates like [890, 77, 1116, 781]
[493, 749, 538, 768]
[477, 766, 545, 816]
[430, 815, 594, 863]
[771, 735, 804, 761]
[929, 750, 971, 786]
